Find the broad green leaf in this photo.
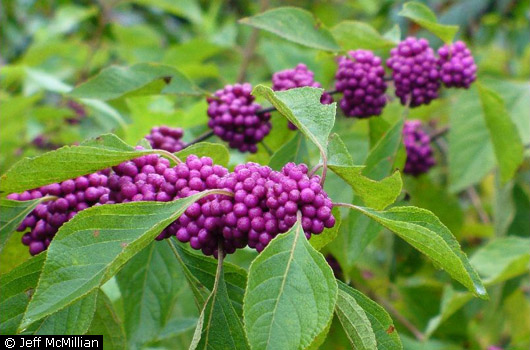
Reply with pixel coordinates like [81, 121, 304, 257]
[20, 191, 226, 330]
[70, 63, 199, 100]
[448, 87, 495, 193]
[398, 2, 458, 43]
[157, 317, 197, 341]
[33, 290, 98, 335]
[252, 85, 336, 164]
[239, 7, 340, 51]
[337, 281, 402, 350]
[269, 133, 306, 171]
[331, 21, 395, 50]
[470, 236, 530, 285]
[350, 205, 487, 298]
[328, 134, 402, 210]
[189, 263, 249, 350]
[172, 242, 247, 316]
[0, 197, 53, 251]
[0, 255, 44, 334]
[243, 220, 338, 350]
[335, 289, 377, 350]
[477, 83, 524, 184]
[86, 291, 126, 350]
[0, 134, 178, 194]
[310, 207, 341, 251]
[175, 142, 230, 168]
[116, 241, 188, 348]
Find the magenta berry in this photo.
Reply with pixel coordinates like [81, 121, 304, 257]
[272, 64, 333, 130]
[145, 126, 185, 153]
[206, 83, 271, 153]
[335, 50, 387, 118]
[402, 120, 436, 176]
[437, 41, 477, 89]
[387, 37, 441, 107]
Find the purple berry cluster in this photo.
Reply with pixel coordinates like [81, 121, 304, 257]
[206, 83, 271, 153]
[272, 64, 333, 130]
[386, 37, 441, 107]
[7, 171, 111, 255]
[437, 41, 477, 89]
[402, 120, 435, 176]
[145, 126, 185, 153]
[335, 50, 387, 118]
[66, 100, 87, 125]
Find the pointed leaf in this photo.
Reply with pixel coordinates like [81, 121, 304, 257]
[335, 289, 377, 350]
[243, 220, 338, 350]
[239, 7, 340, 51]
[337, 281, 402, 350]
[252, 85, 336, 163]
[477, 83, 524, 183]
[0, 197, 54, 251]
[20, 191, 226, 330]
[350, 205, 487, 298]
[398, 2, 458, 43]
[331, 21, 395, 50]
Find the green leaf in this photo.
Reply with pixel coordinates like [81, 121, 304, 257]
[398, 2, 458, 43]
[335, 288, 377, 350]
[0, 197, 53, 251]
[130, 0, 202, 24]
[269, 133, 306, 171]
[243, 219, 338, 350]
[310, 207, 341, 251]
[157, 317, 197, 341]
[337, 281, 402, 350]
[20, 191, 226, 330]
[0, 134, 176, 194]
[172, 242, 247, 316]
[477, 83, 524, 184]
[189, 262, 249, 350]
[175, 142, 230, 168]
[86, 291, 126, 350]
[0, 255, 44, 334]
[331, 21, 395, 50]
[70, 63, 199, 100]
[239, 7, 340, 51]
[470, 236, 530, 285]
[448, 87, 495, 193]
[328, 134, 402, 210]
[33, 290, 98, 335]
[350, 205, 487, 298]
[116, 241, 188, 348]
[252, 85, 336, 164]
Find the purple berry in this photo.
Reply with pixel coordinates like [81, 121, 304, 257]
[335, 50, 387, 118]
[145, 126, 185, 153]
[206, 83, 271, 153]
[402, 120, 436, 176]
[387, 37, 441, 107]
[437, 41, 477, 89]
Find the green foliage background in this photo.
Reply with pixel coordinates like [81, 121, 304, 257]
[1, 0, 529, 349]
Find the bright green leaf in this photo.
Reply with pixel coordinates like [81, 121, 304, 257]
[477, 83, 524, 184]
[331, 21, 395, 50]
[350, 205, 487, 298]
[239, 7, 340, 51]
[175, 142, 230, 168]
[20, 191, 227, 330]
[243, 220, 338, 350]
[398, 2, 458, 43]
[335, 288, 377, 349]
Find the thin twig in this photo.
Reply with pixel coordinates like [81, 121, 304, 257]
[466, 186, 491, 224]
[309, 163, 323, 177]
[183, 130, 215, 148]
[429, 126, 449, 140]
[152, 149, 183, 164]
[236, 0, 269, 83]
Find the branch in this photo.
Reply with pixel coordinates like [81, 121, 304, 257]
[183, 130, 215, 148]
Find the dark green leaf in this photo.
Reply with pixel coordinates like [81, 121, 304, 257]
[243, 220, 338, 350]
[331, 21, 395, 50]
[86, 291, 126, 350]
[239, 7, 340, 51]
[20, 191, 226, 330]
[337, 281, 402, 350]
[0, 197, 53, 251]
[398, 2, 458, 43]
[350, 205, 487, 298]
[477, 83, 524, 183]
